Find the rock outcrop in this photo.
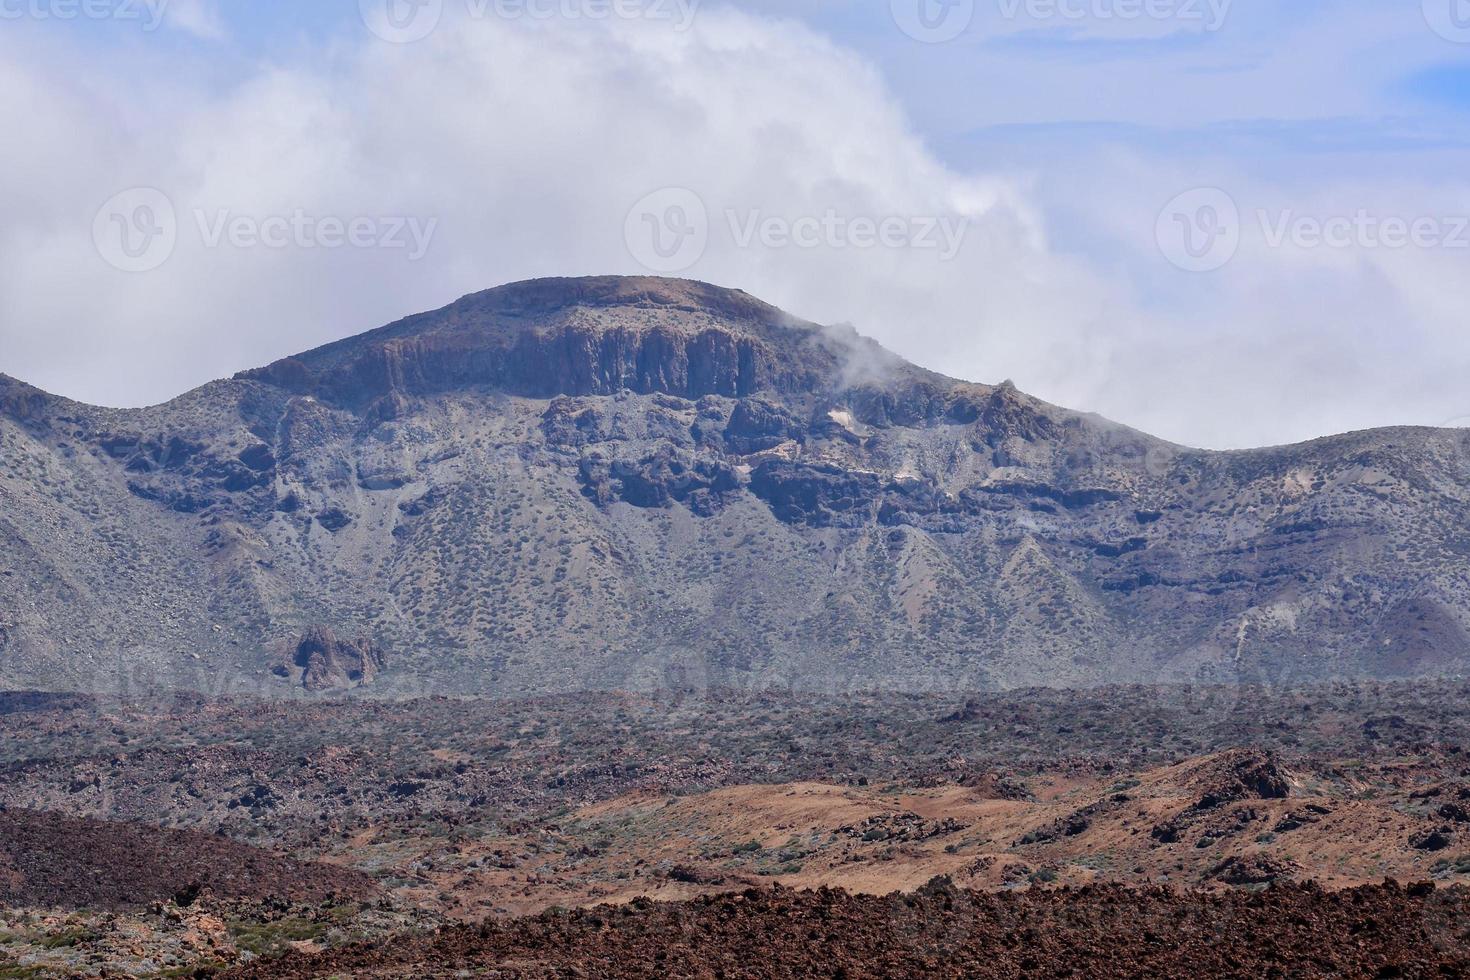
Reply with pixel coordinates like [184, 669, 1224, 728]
[237, 278, 841, 410]
[0, 374, 49, 422]
[276, 628, 386, 692]
[1187, 750, 1293, 810]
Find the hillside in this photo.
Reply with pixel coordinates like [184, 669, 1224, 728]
[2, 276, 1468, 695]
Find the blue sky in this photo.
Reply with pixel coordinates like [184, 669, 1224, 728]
[2, 0, 1469, 447]
[44, 3, 1470, 145]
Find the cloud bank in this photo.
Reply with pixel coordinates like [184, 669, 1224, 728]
[1, 3, 1467, 449]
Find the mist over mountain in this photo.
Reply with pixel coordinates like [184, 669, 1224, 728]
[2, 275, 1467, 697]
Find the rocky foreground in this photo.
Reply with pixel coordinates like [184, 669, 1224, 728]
[226, 879, 1470, 979]
[0, 810, 373, 912]
[0, 683, 1467, 974]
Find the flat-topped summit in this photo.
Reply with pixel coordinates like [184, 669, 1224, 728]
[454, 276, 786, 322]
[236, 276, 866, 410]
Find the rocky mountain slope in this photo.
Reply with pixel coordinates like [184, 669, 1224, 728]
[2, 276, 1468, 695]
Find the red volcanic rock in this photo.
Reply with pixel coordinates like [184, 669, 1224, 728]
[0, 809, 374, 911]
[225, 879, 1470, 979]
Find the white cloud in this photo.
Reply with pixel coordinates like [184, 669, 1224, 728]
[0, 4, 1467, 450]
[0, 9, 1075, 405]
[163, 0, 226, 40]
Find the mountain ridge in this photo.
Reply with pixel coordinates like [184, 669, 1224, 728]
[229, 276, 955, 419]
[0, 275, 1424, 453]
[2, 276, 1468, 697]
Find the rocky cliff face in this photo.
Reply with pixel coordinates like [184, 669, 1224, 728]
[275, 627, 385, 692]
[0, 375, 50, 422]
[236, 278, 843, 410]
[2, 276, 1468, 696]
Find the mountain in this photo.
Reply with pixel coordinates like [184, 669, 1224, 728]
[2, 275, 1469, 696]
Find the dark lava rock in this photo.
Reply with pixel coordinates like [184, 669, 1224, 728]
[1193, 749, 1292, 809]
[284, 627, 386, 692]
[1274, 809, 1325, 833]
[541, 398, 611, 448]
[0, 374, 50, 421]
[1438, 802, 1470, 824]
[221, 880, 1470, 980]
[236, 444, 277, 472]
[1151, 819, 1185, 844]
[579, 448, 740, 516]
[1209, 855, 1299, 885]
[667, 865, 725, 885]
[1020, 809, 1094, 846]
[748, 460, 881, 527]
[0, 809, 373, 911]
[315, 507, 352, 532]
[1410, 827, 1456, 852]
[723, 398, 804, 454]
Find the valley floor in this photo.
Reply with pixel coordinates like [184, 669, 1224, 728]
[0, 682, 1468, 975]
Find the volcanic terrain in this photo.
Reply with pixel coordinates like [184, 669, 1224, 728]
[4, 277, 1470, 695]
